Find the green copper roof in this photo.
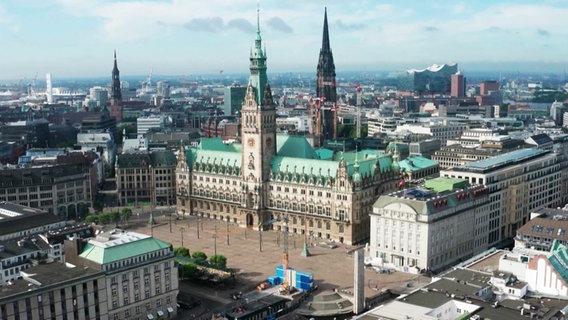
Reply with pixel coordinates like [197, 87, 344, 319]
[276, 134, 318, 159]
[399, 156, 438, 172]
[271, 156, 339, 179]
[198, 138, 241, 152]
[79, 232, 171, 265]
[315, 148, 334, 160]
[549, 240, 568, 284]
[185, 138, 242, 169]
[424, 177, 469, 193]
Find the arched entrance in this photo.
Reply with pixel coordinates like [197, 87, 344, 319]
[246, 213, 254, 227]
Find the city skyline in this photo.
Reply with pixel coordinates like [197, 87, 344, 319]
[1, 0, 568, 81]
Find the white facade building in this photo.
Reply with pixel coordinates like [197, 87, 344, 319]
[137, 115, 166, 136]
[370, 177, 490, 273]
[396, 122, 467, 146]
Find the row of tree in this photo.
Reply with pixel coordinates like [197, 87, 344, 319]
[85, 208, 133, 226]
[175, 247, 229, 282]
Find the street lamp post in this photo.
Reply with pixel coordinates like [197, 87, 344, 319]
[179, 226, 185, 247]
[226, 219, 230, 246]
[258, 220, 263, 252]
[213, 222, 217, 255]
[196, 218, 200, 239]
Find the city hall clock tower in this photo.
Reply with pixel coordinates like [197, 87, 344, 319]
[240, 7, 276, 220]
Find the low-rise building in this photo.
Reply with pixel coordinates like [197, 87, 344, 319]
[515, 208, 568, 251]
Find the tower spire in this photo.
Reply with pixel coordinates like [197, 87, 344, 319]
[316, 7, 337, 144]
[322, 7, 330, 51]
[110, 50, 123, 122]
[248, 2, 268, 105]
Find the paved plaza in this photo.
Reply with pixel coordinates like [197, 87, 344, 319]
[125, 210, 429, 299]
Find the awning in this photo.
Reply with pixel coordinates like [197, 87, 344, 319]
[147, 314, 154, 320]
[167, 307, 174, 313]
[157, 310, 164, 317]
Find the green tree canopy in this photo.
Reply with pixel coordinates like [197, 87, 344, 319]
[85, 215, 99, 224]
[121, 208, 132, 223]
[178, 263, 199, 281]
[209, 254, 227, 269]
[191, 251, 207, 262]
[110, 210, 121, 227]
[98, 213, 111, 225]
[174, 247, 190, 257]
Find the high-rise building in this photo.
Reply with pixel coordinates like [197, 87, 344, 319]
[110, 51, 123, 123]
[223, 85, 247, 116]
[316, 7, 337, 144]
[401, 63, 458, 94]
[479, 80, 499, 96]
[450, 71, 465, 98]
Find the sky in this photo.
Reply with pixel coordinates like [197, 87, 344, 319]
[1, 0, 568, 81]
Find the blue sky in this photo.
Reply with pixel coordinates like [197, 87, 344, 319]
[1, 0, 568, 80]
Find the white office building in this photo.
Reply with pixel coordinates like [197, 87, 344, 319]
[370, 177, 491, 273]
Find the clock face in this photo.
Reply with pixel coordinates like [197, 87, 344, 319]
[247, 138, 255, 147]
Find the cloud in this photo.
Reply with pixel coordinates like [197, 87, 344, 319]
[423, 26, 439, 32]
[450, 3, 468, 15]
[334, 20, 365, 31]
[537, 29, 550, 36]
[266, 17, 292, 33]
[486, 26, 502, 32]
[183, 17, 224, 33]
[227, 18, 254, 33]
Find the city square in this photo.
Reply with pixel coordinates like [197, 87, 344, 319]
[124, 207, 430, 314]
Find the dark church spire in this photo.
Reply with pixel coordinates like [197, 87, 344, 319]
[110, 50, 123, 123]
[321, 7, 331, 52]
[316, 7, 337, 141]
[111, 50, 122, 101]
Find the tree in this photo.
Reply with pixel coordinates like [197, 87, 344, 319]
[110, 210, 121, 227]
[85, 215, 99, 224]
[179, 263, 199, 281]
[99, 213, 111, 225]
[209, 254, 227, 269]
[174, 247, 190, 257]
[121, 208, 133, 224]
[191, 251, 207, 262]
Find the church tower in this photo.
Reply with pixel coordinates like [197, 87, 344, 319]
[316, 7, 337, 142]
[110, 50, 123, 123]
[240, 6, 276, 214]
